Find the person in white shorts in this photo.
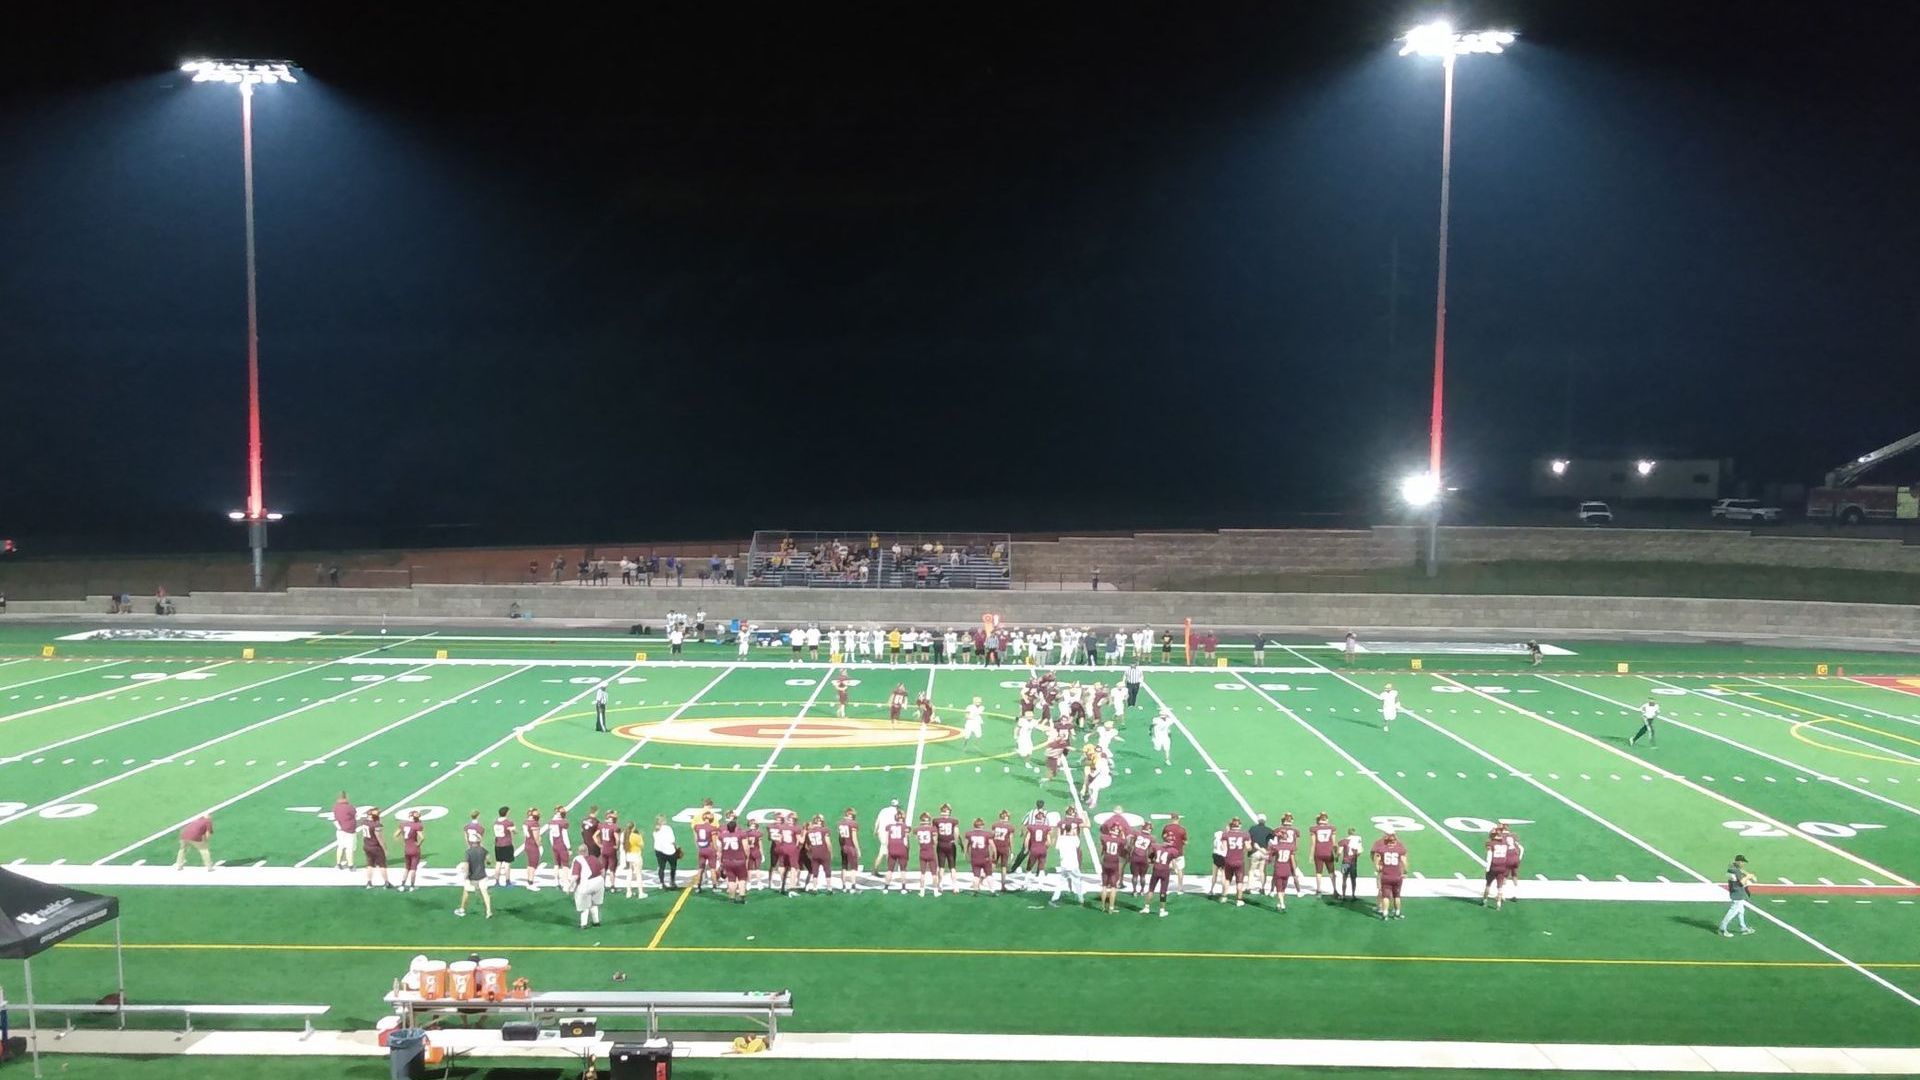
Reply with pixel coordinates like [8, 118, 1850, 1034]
[1150, 708, 1175, 765]
[571, 850, 605, 929]
[962, 697, 985, 750]
[1014, 716, 1037, 765]
[1381, 683, 1399, 733]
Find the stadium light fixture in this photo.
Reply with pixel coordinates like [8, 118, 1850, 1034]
[1636, 459, 1657, 477]
[1549, 459, 1570, 476]
[184, 58, 299, 590]
[1400, 471, 1441, 508]
[1400, 22, 1514, 578]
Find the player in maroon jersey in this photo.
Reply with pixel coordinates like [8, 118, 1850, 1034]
[1043, 731, 1070, 786]
[521, 808, 544, 892]
[932, 803, 960, 891]
[836, 807, 863, 892]
[1126, 820, 1154, 896]
[597, 812, 621, 887]
[1023, 811, 1053, 890]
[1160, 812, 1189, 901]
[1220, 817, 1252, 906]
[1309, 812, 1338, 896]
[804, 814, 832, 893]
[963, 818, 995, 892]
[463, 810, 485, 854]
[775, 811, 805, 895]
[912, 813, 940, 896]
[693, 812, 719, 892]
[888, 683, 908, 724]
[1268, 829, 1299, 912]
[917, 692, 936, 726]
[491, 806, 517, 887]
[744, 818, 764, 890]
[834, 670, 851, 719]
[719, 821, 749, 903]
[1482, 825, 1513, 909]
[1502, 828, 1525, 902]
[398, 810, 425, 891]
[549, 806, 572, 890]
[1097, 829, 1126, 913]
[882, 814, 909, 891]
[1146, 837, 1177, 917]
[1372, 831, 1410, 920]
[990, 810, 1015, 889]
[359, 807, 393, 890]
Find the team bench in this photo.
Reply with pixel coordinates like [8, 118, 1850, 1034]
[36, 1001, 331, 1039]
[383, 989, 792, 1042]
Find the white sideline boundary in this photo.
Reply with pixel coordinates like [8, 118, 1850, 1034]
[27, 1028, 1920, 1073]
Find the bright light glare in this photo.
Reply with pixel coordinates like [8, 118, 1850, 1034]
[1549, 459, 1570, 476]
[180, 59, 299, 85]
[1400, 472, 1441, 507]
[1400, 22, 1517, 57]
[265, 512, 284, 521]
[227, 510, 246, 521]
[1635, 459, 1657, 477]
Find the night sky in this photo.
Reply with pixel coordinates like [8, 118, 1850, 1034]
[4, 2, 1918, 551]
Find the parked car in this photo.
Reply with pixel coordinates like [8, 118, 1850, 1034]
[1710, 498, 1783, 523]
[1577, 501, 1613, 525]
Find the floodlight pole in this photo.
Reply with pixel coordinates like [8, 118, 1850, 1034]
[240, 80, 268, 590]
[1423, 54, 1455, 578]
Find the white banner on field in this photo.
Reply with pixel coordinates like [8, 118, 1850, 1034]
[58, 628, 319, 643]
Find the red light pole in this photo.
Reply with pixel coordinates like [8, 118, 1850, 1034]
[184, 60, 297, 589]
[1398, 23, 1513, 576]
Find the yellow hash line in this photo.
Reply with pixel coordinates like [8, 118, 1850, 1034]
[646, 884, 696, 949]
[1730, 690, 1920, 748]
[52, 940, 1920, 971]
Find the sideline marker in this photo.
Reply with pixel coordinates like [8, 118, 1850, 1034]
[41, 645, 55, 657]
[1816, 663, 1830, 676]
[1410, 658, 1422, 671]
[242, 647, 256, 660]
[1616, 662, 1630, 673]
[435, 649, 449, 661]
[634, 652, 648, 663]
[1217, 657, 1228, 669]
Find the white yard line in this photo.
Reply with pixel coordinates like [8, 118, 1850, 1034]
[902, 667, 938, 824]
[564, 666, 737, 812]
[1229, 669, 1484, 865]
[1601, 676, 1920, 818]
[96, 665, 534, 863]
[1135, 681, 1255, 819]
[1528, 674, 1920, 875]
[731, 672, 836, 816]
[0, 662, 442, 829]
[0, 659, 130, 694]
[1752, 677, 1920, 739]
[291, 663, 644, 866]
[0, 660, 234, 726]
[1420, 672, 1920, 1009]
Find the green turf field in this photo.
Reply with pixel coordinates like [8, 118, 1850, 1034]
[1, 623, 1917, 1073]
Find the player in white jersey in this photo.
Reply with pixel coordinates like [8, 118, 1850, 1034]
[1083, 751, 1113, 810]
[1050, 814, 1088, 905]
[944, 630, 960, 664]
[1014, 716, 1037, 764]
[962, 697, 986, 749]
[828, 628, 842, 659]
[1096, 721, 1122, 753]
[1380, 684, 1399, 733]
[1150, 708, 1176, 765]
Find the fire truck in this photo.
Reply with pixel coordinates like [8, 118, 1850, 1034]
[1806, 427, 1920, 524]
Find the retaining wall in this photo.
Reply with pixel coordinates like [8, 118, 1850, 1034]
[22, 584, 1911, 644]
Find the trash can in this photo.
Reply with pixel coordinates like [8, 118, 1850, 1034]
[387, 1027, 427, 1080]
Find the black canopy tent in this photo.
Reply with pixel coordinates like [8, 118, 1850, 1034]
[0, 868, 123, 1078]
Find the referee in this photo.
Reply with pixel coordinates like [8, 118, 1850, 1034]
[594, 683, 610, 733]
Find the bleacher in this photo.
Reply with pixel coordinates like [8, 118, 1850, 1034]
[744, 531, 1012, 589]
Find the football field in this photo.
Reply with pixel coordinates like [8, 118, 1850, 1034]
[3, 624, 1919, 1076]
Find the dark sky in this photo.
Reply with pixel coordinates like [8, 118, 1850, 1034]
[4, 1, 1918, 550]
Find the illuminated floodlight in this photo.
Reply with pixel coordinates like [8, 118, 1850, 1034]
[181, 59, 298, 86]
[1399, 22, 1517, 58]
[1635, 459, 1657, 477]
[227, 510, 247, 521]
[1549, 459, 1570, 476]
[1400, 471, 1441, 507]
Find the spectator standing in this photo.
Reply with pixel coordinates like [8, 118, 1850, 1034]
[174, 813, 214, 871]
[654, 815, 682, 889]
[1091, 566, 1101, 591]
[528, 559, 539, 582]
[552, 554, 565, 582]
[709, 554, 723, 583]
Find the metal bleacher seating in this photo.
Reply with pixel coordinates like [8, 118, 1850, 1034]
[743, 531, 1011, 589]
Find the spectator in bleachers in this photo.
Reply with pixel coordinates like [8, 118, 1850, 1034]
[621, 557, 635, 585]
[553, 554, 566, 582]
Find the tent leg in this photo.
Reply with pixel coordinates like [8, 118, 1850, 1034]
[25, 957, 40, 1080]
[115, 921, 127, 1029]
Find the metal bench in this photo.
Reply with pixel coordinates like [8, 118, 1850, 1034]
[384, 989, 792, 1042]
[35, 1002, 330, 1039]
